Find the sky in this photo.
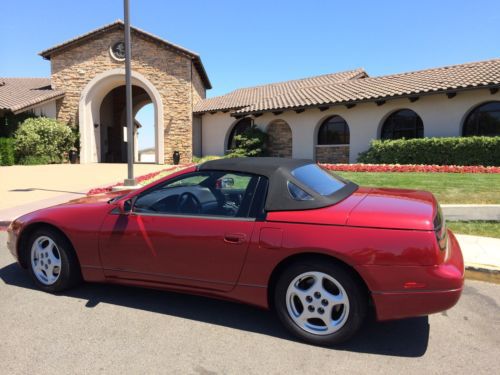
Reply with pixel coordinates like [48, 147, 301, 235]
[1, 0, 499, 149]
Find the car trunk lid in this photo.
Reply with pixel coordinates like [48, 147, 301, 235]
[347, 187, 437, 230]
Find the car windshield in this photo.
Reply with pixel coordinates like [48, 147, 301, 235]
[291, 164, 346, 196]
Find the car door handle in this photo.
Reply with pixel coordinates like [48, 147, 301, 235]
[224, 233, 247, 244]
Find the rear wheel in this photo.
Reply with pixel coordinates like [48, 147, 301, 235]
[26, 228, 81, 292]
[274, 260, 367, 346]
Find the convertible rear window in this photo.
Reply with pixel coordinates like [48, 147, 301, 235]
[291, 164, 346, 196]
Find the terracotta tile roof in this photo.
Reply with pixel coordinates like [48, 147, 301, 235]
[39, 20, 212, 89]
[194, 69, 367, 113]
[0, 78, 64, 114]
[194, 58, 500, 115]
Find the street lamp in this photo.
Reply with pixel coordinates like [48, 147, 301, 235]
[123, 0, 136, 186]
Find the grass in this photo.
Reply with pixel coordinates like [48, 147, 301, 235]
[447, 221, 500, 239]
[333, 171, 500, 204]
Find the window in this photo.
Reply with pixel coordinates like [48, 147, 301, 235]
[287, 182, 313, 201]
[133, 171, 260, 218]
[227, 118, 253, 150]
[291, 164, 346, 196]
[381, 109, 424, 140]
[317, 116, 350, 145]
[462, 101, 500, 136]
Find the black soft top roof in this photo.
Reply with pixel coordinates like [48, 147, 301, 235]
[198, 157, 358, 211]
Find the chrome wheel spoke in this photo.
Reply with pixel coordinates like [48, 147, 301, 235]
[290, 285, 310, 306]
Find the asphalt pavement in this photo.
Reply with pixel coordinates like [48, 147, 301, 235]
[0, 232, 499, 375]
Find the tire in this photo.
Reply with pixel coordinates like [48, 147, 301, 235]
[26, 227, 81, 293]
[274, 259, 367, 346]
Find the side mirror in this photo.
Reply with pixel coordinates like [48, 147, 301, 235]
[117, 199, 132, 215]
[217, 177, 234, 189]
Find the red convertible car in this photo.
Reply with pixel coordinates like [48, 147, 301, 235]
[7, 158, 464, 345]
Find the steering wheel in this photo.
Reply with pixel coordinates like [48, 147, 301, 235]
[176, 192, 201, 214]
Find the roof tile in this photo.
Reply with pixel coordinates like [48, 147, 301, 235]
[0, 78, 64, 113]
[194, 58, 500, 115]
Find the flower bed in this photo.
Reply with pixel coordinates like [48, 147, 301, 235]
[320, 163, 500, 174]
[87, 164, 195, 195]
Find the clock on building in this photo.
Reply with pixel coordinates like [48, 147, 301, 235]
[110, 41, 126, 61]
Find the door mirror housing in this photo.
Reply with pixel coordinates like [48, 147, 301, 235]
[117, 199, 133, 215]
[217, 177, 234, 189]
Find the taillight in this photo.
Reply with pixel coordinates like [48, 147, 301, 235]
[434, 204, 449, 262]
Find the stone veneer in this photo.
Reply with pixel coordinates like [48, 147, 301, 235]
[50, 29, 205, 164]
[266, 119, 292, 158]
[315, 145, 350, 163]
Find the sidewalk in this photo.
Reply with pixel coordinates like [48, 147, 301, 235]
[456, 234, 500, 283]
[0, 163, 168, 223]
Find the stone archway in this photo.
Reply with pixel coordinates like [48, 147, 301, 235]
[78, 68, 164, 164]
[266, 119, 292, 158]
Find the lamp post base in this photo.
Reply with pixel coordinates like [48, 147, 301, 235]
[124, 178, 138, 186]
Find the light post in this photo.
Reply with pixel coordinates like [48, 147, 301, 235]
[123, 0, 136, 186]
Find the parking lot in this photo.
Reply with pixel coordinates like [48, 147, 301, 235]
[0, 232, 499, 374]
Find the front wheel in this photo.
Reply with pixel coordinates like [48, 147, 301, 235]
[26, 228, 81, 293]
[274, 260, 367, 346]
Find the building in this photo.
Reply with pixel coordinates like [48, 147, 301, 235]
[1, 21, 499, 164]
[0, 21, 210, 165]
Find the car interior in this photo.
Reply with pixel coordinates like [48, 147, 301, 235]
[133, 171, 260, 218]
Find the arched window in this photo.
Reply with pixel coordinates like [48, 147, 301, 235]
[317, 115, 350, 145]
[227, 118, 252, 150]
[381, 109, 424, 140]
[462, 101, 500, 136]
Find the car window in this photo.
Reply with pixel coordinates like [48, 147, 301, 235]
[287, 181, 313, 201]
[291, 164, 346, 196]
[133, 171, 260, 218]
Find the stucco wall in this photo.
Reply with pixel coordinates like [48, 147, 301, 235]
[27, 100, 57, 118]
[200, 88, 499, 162]
[49, 29, 203, 164]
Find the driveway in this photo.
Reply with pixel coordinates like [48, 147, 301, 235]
[0, 233, 499, 374]
[0, 163, 167, 222]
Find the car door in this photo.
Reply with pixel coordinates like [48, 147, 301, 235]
[98, 170, 266, 292]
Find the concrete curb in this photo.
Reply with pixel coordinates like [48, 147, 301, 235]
[465, 266, 500, 284]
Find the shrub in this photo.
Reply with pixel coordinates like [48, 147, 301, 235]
[226, 125, 268, 158]
[14, 117, 75, 165]
[0, 111, 38, 138]
[192, 155, 225, 164]
[17, 155, 53, 165]
[0, 138, 15, 166]
[358, 137, 500, 166]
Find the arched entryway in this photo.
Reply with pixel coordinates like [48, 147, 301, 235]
[79, 68, 164, 164]
[98, 85, 153, 163]
[266, 119, 292, 158]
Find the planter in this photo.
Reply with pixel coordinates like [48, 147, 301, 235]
[69, 150, 78, 164]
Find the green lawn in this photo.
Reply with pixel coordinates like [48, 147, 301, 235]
[447, 221, 500, 239]
[333, 171, 500, 204]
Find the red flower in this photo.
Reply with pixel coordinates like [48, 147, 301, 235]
[319, 163, 500, 174]
[87, 164, 195, 196]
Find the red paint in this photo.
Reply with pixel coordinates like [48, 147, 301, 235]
[6, 166, 464, 321]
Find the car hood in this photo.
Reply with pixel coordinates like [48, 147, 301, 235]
[63, 190, 133, 205]
[266, 187, 437, 231]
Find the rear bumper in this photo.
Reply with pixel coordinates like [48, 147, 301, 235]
[358, 230, 464, 321]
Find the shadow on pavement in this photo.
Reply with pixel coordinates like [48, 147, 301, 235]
[0, 262, 429, 357]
